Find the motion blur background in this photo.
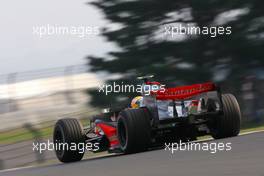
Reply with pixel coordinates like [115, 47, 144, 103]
[0, 0, 264, 171]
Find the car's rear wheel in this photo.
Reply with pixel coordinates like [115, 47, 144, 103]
[117, 108, 151, 154]
[53, 118, 85, 163]
[210, 94, 241, 139]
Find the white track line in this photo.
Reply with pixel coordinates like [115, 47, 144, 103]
[0, 153, 114, 173]
[1, 129, 264, 173]
[197, 129, 264, 142]
[0, 166, 34, 173]
[240, 129, 264, 135]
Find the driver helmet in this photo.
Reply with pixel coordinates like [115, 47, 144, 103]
[131, 96, 143, 108]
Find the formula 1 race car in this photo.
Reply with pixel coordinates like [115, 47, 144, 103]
[53, 76, 241, 162]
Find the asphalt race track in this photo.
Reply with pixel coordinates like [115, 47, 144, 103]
[1, 132, 264, 176]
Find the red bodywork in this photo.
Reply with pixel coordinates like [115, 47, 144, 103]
[96, 123, 119, 147]
[152, 82, 216, 100]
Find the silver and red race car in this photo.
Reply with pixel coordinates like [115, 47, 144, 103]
[53, 76, 241, 162]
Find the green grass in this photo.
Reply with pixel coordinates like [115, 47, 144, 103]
[0, 126, 53, 144]
[197, 121, 264, 140]
[240, 122, 264, 133]
[1, 120, 264, 145]
[0, 118, 90, 144]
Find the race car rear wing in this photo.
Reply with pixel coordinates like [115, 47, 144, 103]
[152, 82, 217, 100]
[143, 82, 224, 127]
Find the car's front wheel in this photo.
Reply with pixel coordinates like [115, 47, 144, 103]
[53, 118, 85, 163]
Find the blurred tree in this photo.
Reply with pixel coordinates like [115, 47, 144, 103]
[87, 0, 264, 108]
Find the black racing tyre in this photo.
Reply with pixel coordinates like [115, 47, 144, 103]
[210, 94, 241, 139]
[53, 118, 85, 163]
[117, 108, 151, 154]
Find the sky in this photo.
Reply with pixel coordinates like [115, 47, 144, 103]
[0, 0, 115, 75]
